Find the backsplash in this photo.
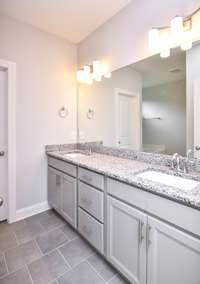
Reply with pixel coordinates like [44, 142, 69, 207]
[46, 142, 200, 173]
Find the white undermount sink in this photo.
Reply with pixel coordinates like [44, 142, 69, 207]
[137, 171, 200, 191]
[63, 152, 88, 158]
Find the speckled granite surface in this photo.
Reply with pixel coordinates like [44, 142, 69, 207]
[47, 149, 200, 211]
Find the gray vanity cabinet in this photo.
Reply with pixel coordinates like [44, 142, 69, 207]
[48, 157, 77, 229]
[147, 217, 200, 284]
[107, 196, 147, 284]
[48, 166, 62, 211]
[61, 173, 77, 228]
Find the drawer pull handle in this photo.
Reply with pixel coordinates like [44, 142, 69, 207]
[82, 174, 92, 183]
[81, 197, 92, 206]
[82, 225, 92, 236]
[138, 221, 144, 244]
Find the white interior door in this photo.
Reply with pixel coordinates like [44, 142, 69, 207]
[116, 89, 141, 150]
[0, 67, 8, 221]
[194, 79, 200, 158]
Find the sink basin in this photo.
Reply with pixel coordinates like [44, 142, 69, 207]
[137, 171, 200, 191]
[63, 152, 88, 158]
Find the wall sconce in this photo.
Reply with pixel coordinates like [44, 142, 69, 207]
[77, 60, 112, 84]
[149, 7, 200, 58]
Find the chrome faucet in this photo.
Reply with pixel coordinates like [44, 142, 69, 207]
[172, 150, 194, 173]
[183, 149, 193, 173]
[171, 153, 179, 170]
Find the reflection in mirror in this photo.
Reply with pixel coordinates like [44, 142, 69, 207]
[135, 50, 186, 156]
[78, 44, 200, 157]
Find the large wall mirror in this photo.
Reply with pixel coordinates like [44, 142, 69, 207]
[78, 43, 200, 157]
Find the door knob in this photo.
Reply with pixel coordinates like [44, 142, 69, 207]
[195, 146, 200, 151]
[0, 151, 5, 157]
[0, 197, 4, 206]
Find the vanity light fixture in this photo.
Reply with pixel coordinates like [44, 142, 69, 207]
[149, 7, 200, 58]
[77, 61, 112, 84]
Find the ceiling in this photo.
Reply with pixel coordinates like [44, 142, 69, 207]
[0, 0, 132, 43]
[132, 49, 186, 88]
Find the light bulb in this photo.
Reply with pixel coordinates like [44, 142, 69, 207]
[148, 28, 159, 49]
[77, 70, 84, 82]
[83, 65, 91, 83]
[160, 49, 170, 58]
[181, 41, 193, 51]
[171, 16, 183, 34]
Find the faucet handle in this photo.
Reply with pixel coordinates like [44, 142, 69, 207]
[186, 149, 193, 159]
[171, 153, 179, 170]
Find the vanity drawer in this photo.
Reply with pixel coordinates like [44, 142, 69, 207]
[48, 157, 77, 177]
[78, 167, 104, 190]
[78, 181, 104, 222]
[78, 207, 104, 254]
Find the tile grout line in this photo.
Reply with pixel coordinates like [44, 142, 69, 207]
[13, 231, 20, 245]
[33, 239, 44, 256]
[25, 264, 34, 284]
[55, 251, 97, 283]
[56, 248, 73, 271]
[86, 257, 118, 283]
[43, 238, 71, 256]
[86, 259, 107, 283]
[0, 252, 9, 280]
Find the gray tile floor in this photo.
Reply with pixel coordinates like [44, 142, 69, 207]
[0, 210, 129, 284]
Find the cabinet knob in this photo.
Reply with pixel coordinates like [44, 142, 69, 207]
[195, 146, 200, 151]
[0, 197, 4, 206]
[0, 151, 5, 157]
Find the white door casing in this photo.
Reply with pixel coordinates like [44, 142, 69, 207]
[0, 59, 16, 223]
[0, 68, 8, 221]
[194, 79, 200, 158]
[115, 88, 141, 150]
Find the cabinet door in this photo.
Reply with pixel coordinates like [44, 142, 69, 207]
[48, 166, 61, 211]
[147, 217, 200, 284]
[61, 173, 77, 228]
[107, 196, 146, 284]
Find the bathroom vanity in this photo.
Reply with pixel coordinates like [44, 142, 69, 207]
[47, 148, 200, 284]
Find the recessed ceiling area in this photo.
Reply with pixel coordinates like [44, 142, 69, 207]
[0, 0, 132, 43]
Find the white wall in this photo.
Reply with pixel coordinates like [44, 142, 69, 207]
[142, 80, 186, 156]
[79, 66, 142, 147]
[186, 44, 200, 150]
[78, 0, 200, 71]
[0, 15, 77, 211]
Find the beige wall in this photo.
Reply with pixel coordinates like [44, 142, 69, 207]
[0, 15, 77, 210]
[79, 66, 142, 147]
[78, 0, 200, 71]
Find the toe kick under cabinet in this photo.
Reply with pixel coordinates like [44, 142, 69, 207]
[48, 156, 200, 284]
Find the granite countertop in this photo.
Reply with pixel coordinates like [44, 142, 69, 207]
[47, 150, 200, 211]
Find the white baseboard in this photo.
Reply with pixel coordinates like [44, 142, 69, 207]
[16, 201, 51, 221]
